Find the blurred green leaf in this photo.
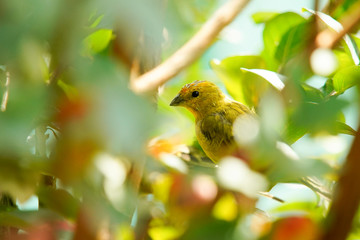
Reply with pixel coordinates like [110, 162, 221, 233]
[83, 29, 113, 55]
[282, 119, 308, 145]
[262, 12, 305, 70]
[332, 0, 360, 19]
[181, 217, 236, 240]
[267, 154, 333, 183]
[0, 209, 64, 229]
[321, 78, 335, 96]
[271, 201, 317, 214]
[0, 84, 48, 154]
[252, 12, 279, 24]
[0, 211, 29, 229]
[275, 21, 312, 64]
[37, 188, 80, 220]
[210, 56, 267, 108]
[333, 49, 354, 73]
[333, 65, 360, 94]
[148, 226, 183, 240]
[91, 81, 157, 158]
[301, 83, 324, 103]
[0, 160, 40, 203]
[89, 14, 104, 28]
[334, 121, 356, 136]
[57, 80, 78, 100]
[291, 98, 348, 133]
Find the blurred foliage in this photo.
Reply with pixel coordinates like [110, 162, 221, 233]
[0, 0, 360, 240]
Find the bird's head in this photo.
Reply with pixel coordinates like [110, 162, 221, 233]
[170, 80, 226, 118]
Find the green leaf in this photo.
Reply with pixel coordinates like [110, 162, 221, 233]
[57, 80, 78, 100]
[210, 56, 267, 108]
[83, 29, 113, 55]
[0, 211, 30, 229]
[182, 217, 236, 240]
[148, 226, 183, 240]
[301, 83, 324, 103]
[352, 35, 360, 49]
[0, 209, 63, 229]
[275, 21, 312, 64]
[332, 0, 360, 19]
[90, 15, 104, 28]
[334, 121, 356, 136]
[282, 119, 308, 145]
[271, 201, 320, 217]
[334, 49, 355, 71]
[240, 68, 285, 90]
[321, 79, 335, 96]
[291, 99, 348, 133]
[252, 12, 279, 24]
[333, 65, 360, 94]
[262, 12, 305, 70]
[37, 188, 80, 220]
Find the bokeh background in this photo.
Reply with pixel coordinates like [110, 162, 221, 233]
[1, 0, 359, 239]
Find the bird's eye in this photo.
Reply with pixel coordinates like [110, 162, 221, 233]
[192, 91, 199, 97]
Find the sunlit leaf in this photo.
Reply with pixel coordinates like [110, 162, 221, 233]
[333, 49, 356, 70]
[252, 12, 279, 24]
[271, 201, 318, 215]
[212, 193, 238, 221]
[148, 226, 183, 240]
[333, 65, 360, 94]
[240, 68, 285, 90]
[83, 29, 113, 55]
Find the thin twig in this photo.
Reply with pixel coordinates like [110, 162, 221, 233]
[300, 177, 332, 201]
[1, 71, 10, 112]
[130, 0, 251, 94]
[258, 191, 285, 203]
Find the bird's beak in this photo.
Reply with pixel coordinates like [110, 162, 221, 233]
[170, 94, 183, 106]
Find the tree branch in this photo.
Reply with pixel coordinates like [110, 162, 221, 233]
[321, 119, 360, 240]
[130, 0, 251, 94]
[315, 1, 360, 49]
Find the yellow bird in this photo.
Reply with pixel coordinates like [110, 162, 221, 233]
[170, 80, 253, 162]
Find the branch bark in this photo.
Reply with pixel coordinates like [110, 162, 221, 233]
[321, 119, 360, 240]
[130, 0, 251, 94]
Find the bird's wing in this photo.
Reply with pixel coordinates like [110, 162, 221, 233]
[199, 112, 234, 145]
[228, 101, 253, 116]
[199, 101, 252, 143]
